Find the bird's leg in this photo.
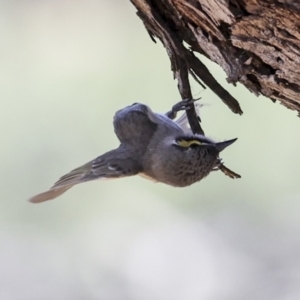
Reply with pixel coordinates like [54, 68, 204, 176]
[166, 98, 200, 120]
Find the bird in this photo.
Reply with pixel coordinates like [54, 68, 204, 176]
[29, 100, 237, 203]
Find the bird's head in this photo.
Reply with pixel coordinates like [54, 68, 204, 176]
[151, 134, 237, 187]
[172, 134, 237, 154]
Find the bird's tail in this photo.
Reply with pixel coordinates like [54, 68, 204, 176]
[28, 161, 93, 203]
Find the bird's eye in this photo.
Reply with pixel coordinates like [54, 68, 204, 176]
[176, 139, 201, 148]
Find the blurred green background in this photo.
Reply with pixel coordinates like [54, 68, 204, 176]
[1, 1, 300, 299]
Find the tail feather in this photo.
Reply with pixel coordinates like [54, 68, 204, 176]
[175, 102, 202, 133]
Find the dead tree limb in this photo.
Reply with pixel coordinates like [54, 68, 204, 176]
[130, 0, 300, 117]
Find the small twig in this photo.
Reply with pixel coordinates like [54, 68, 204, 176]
[185, 51, 243, 115]
[218, 160, 241, 179]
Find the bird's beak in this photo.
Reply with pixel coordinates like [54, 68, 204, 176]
[215, 138, 237, 152]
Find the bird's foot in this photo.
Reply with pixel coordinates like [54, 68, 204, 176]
[166, 98, 200, 120]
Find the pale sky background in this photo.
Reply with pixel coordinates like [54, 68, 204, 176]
[1, 1, 300, 299]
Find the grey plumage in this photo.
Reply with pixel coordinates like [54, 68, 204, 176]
[29, 101, 237, 203]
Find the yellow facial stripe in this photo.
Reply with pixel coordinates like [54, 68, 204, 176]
[177, 139, 202, 147]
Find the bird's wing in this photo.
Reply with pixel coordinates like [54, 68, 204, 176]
[28, 186, 74, 203]
[88, 152, 142, 178]
[29, 149, 142, 203]
[28, 160, 94, 203]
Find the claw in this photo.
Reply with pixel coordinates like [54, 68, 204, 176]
[166, 98, 201, 120]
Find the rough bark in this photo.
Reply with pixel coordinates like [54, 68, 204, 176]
[130, 0, 300, 118]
